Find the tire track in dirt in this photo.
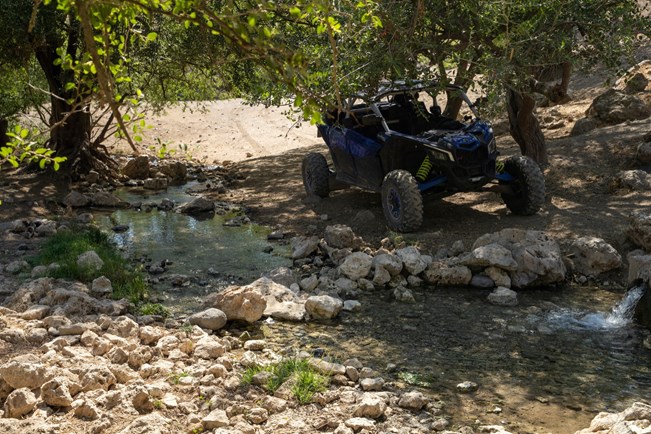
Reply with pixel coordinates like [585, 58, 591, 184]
[235, 118, 267, 155]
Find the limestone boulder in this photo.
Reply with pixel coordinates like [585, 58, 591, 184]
[353, 393, 387, 419]
[290, 236, 320, 259]
[64, 191, 91, 208]
[586, 88, 650, 124]
[462, 243, 518, 271]
[616, 170, 651, 191]
[205, 283, 266, 323]
[41, 378, 74, 407]
[422, 261, 472, 286]
[88, 191, 128, 208]
[0, 359, 53, 390]
[3, 388, 37, 418]
[627, 211, 651, 251]
[339, 252, 373, 280]
[574, 401, 651, 434]
[324, 224, 359, 249]
[305, 295, 343, 320]
[372, 254, 403, 276]
[179, 197, 214, 214]
[159, 161, 187, 184]
[395, 246, 429, 275]
[487, 287, 518, 307]
[246, 277, 306, 321]
[188, 308, 228, 330]
[627, 252, 651, 285]
[567, 237, 621, 276]
[264, 267, 296, 288]
[473, 229, 566, 288]
[122, 155, 150, 179]
[77, 250, 104, 271]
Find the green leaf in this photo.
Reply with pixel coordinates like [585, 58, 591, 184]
[146, 32, 158, 42]
[39, 159, 46, 169]
[20, 129, 29, 139]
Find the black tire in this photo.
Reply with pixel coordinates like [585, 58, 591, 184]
[302, 153, 330, 197]
[500, 156, 545, 215]
[381, 170, 423, 232]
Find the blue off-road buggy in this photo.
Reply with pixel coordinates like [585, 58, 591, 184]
[302, 80, 545, 232]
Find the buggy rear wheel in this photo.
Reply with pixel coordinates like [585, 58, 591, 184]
[500, 156, 545, 215]
[302, 153, 330, 197]
[381, 170, 423, 232]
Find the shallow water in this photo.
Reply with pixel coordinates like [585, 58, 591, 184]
[96, 183, 291, 310]
[98, 184, 651, 432]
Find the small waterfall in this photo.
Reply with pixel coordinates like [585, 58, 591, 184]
[544, 285, 646, 331]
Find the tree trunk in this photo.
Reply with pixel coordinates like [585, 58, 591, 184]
[506, 87, 547, 166]
[443, 59, 473, 119]
[34, 36, 98, 176]
[0, 118, 8, 149]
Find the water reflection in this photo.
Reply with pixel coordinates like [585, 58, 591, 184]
[96, 184, 291, 311]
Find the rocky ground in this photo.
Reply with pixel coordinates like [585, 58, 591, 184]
[0, 59, 650, 433]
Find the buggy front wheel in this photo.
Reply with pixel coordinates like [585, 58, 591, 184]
[381, 170, 423, 232]
[499, 156, 545, 215]
[302, 153, 330, 197]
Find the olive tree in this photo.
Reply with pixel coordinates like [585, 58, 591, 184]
[362, 0, 649, 165]
[0, 0, 381, 175]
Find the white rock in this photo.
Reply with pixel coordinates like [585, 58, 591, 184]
[398, 391, 428, 410]
[188, 308, 228, 330]
[372, 265, 391, 286]
[3, 388, 37, 418]
[487, 287, 518, 306]
[139, 326, 164, 345]
[343, 300, 362, 312]
[5, 260, 29, 275]
[485, 266, 512, 288]
[194, 336, 226, 359]
[0, 359, 53, 390]
[396, 246, 429, 275]
[372, 254, 403, 276]
[91, 276, 112, 296]
[77, 250, 104, 271]
[360, 377, 385, 391]
[290, 236, 320, 259]
[473, 229, 566, 288]
[335, 277, 358, 292]
[41, 378, 73, 407]
[305, 295, 343, 319]
[346, 417, 376, 430]
[299, 275, 319, 292]
[462, 243, 518, 270]
[205, 283, 266, 323]
[423, 261, 472, 286]
[353, 393, 387, 418]
[568, 236, 622, 276]
[339, 252, 373, 280]
[202, 408, 229, 429]
[324, 224, 358, 249]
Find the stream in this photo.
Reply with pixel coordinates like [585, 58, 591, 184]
[97, 183, 651, 433]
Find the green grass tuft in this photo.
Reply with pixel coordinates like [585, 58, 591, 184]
[30, 226, 148, 303]
[241, 358, 329, 404]
[136, 302, 169, 317]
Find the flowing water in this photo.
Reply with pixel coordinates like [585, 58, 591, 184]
[97, 185, 651, 433]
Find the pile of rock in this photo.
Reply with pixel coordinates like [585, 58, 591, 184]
[281, 224, 623, 309]
[574, 401, 651, 434]
[0, 302, 490, 433]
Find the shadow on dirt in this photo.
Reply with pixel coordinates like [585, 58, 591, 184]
[232, 117, 650, 251]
